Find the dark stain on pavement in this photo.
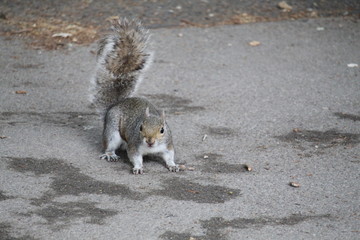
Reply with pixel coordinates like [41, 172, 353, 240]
[0, 191, 13, 201]
[34, 201, 118, 226]
[334, 112, 360, 121]
[6, 157, 241, 205]
[204, 126, 234, 136]
[6, 157, 143, 203]
[275, 129, 359, 149]
[143, 94, 205, 114]
[0, 112, 97, 129]
[154, 177, 240, 204]
[0, 222, 38, 240]
[12, 63, 44, 69]
[196, 153, 248, 174]
[161, 214, 332, 240]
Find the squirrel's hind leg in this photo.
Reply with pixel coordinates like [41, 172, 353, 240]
[100, 130, 122, 162]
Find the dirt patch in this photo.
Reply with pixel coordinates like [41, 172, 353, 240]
[154, 177, 240, 204]
[1, 0, 359, 50]
[161, 214, 332, 240]
[2, 16, 97, 46]
[144, 94, 205, 115]
[1, 17, 99, 50]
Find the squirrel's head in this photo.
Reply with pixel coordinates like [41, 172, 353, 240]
[139, 107, 167, 148]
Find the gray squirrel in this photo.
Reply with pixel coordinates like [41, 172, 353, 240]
[90, 18, 179, 174]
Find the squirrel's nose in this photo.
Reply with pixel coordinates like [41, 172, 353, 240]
[146, 139, 155, 147]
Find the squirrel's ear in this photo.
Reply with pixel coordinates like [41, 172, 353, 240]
[145, 107, 150, 118]
[161, 110, 166, 122]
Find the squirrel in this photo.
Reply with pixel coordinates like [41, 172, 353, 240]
[90, 18, 179, 174]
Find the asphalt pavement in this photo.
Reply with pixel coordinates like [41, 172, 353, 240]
[1, 16, 360, 240]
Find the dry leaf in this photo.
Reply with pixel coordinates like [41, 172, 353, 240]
[347, 63, 358, 68]
[178, 165, 186, 171]
[293, 128, 301, 133]
[278, 1, 293, 12]
[249, 41, 261, 46]
[244, 164, 252, 172]
[289, 182, 300, 188]
[106, 16, 120, 22]
[52, 32, 72, 38]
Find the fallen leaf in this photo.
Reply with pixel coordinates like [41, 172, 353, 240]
[15, 90, 27, 94]
[289, 182, 300, 188]
[244, 164, 252, 172]
[52, 32, 72, 38]
[278, 1, 293, 12]
[249, 41, 261, 46]
[347, 63, 358, 68]
[178, 165, 186, 171]
[106, 16, 120, 22]
[293, 128, 302, 133]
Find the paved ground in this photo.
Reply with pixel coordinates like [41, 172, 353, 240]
[0, 2, 360, 240]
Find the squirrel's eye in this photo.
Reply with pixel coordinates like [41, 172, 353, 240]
[160, 127, 164, 134]
[140, 125, 143, 132]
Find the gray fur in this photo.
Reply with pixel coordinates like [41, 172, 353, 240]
[91, 18, 178, 174]
[90, 18, 152, 115]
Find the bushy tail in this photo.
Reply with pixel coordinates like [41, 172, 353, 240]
[90, 18, 151, 114]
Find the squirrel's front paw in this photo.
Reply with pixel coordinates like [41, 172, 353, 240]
[132, 167, 144, 175]
[167, 164, 179, 172]
[100, 153, 120, 162]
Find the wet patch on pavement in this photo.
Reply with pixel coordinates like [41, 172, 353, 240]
[0, 222, 37, 240]
[334, 112, 360, 122]
[195, 153, 248, 174]
[161, 214, 332, 240]
[6, 157, 144, 204]
[144, 94, 205, 114]
[33, 201, 118, 226]
[6, 157, 241, 205]
[0, 112, 97, 129]
[154, 177, 240, 204]
[275, 129, 360, 149]
[0, 191, 14, 201]
[0, 222, 38, 240]
[203, 126, 235, 137]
